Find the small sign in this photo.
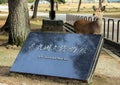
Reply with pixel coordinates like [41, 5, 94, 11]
[10, 32, 103, 82]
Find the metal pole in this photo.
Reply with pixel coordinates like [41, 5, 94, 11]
[49, 0, 55, 20]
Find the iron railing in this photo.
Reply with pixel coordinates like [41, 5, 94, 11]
[65, 14, 120, 56]
[66, 14, 120, 43]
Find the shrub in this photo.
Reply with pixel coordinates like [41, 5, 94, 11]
[0, 0, 7, 4]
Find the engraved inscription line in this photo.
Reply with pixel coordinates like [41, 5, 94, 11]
[29, 43, 79, 53]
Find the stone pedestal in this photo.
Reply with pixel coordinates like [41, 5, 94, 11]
[41, 19, 64, 32]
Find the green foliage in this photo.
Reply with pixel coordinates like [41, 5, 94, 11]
[28, 0, 34, 3]
[88, 82, 93, 85]
[54, 0, 65, 3]
[0, 0, 7, 4]
[58, 0, 65, 3]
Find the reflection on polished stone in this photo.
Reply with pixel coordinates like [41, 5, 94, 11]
[10, 32, 103, 82]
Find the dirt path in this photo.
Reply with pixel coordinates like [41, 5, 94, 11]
[0, 66, 120, 85]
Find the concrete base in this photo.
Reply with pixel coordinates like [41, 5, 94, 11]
[41, 19, 64, 32]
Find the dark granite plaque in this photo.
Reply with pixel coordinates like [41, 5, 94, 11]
[10, 32, 103, 82]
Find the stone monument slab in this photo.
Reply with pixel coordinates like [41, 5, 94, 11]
[10, 32, 103, 82]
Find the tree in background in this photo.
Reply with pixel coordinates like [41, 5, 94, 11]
[0, 0, 7, 4]
[102, 0, 105, 3]
[31, 0, 40, 19]
[31, 0, 65, 18]
[77, 0, 104, 12]
[54, 0, 65, 11]
[99, 0, 102, 7]
[1, 0, 30, 46]
[77, 0, 81, 12]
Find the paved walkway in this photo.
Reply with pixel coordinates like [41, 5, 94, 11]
[0, 5, 66, 21]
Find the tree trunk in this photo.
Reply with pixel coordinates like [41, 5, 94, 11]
[102, 0, 105, 3]
[77, 0, 81, 12]
[8, 0, 30, 46]
[0, 14, 10, 32]
[56, 2, 58, 11]
[32, 0, 39, 19]
[99, 0, 102, 8]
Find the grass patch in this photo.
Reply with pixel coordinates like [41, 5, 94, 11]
[0, 47, 19, 66]
[30, 17, 47, 31]
[0, 35, 8, 40]
[0, 16, 6, 28]
[104, 13, 120, 18]
[36, 3, 120, 18]
[0, 16, 7, 20]
[0, 15, 45, 31]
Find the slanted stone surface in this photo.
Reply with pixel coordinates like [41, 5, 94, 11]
[10, 32, 103, 83]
